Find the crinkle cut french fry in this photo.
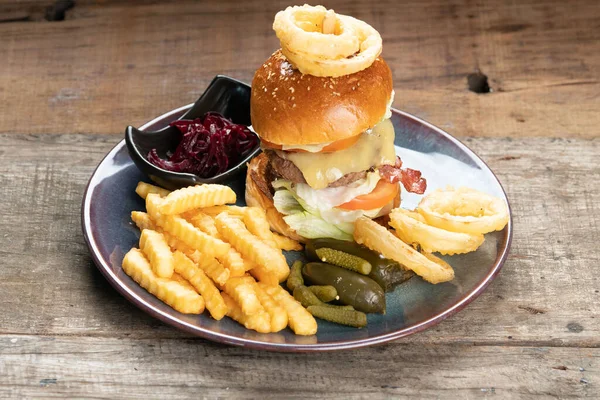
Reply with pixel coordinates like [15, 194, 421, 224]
[224, 277, 263, 316]
[170, 272, 196, 291]
[145, 194, 164, 222]
[187, 212, 220, 237]
[201, 205, 247, 217]
[243, 260, 255, 271]
[196, 255, 230, 286]
[214, 213, 289, 282]
[158, 184, 236, 215]
[249, 263, 279, 286]
[139, 229, 174, 278]
[162, 231, 196, 255]
[221, 293, 271, 334]
[131, 211, 155, 231]
[253, 283, 288, 332]
[135, 182, 171, 199]
[165, 215, 230, 257]
[258, 283, 317, 336]
[243, 207, 278, 248]
[122, 248, 204, 314]
[185, 249, 203, 264]
[272, 232, 303, 252]
[173, 251, 228, 320]
[217, 248, 246, 277]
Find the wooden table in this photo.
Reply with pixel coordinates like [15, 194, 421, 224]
[1, 0, 598, 398]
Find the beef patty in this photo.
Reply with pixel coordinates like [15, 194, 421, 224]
[264, 150, 367, 188]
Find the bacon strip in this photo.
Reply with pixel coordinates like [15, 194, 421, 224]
[379, 156, 427, 194]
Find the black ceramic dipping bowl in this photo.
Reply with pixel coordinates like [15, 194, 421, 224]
[125, 75, 260, 190]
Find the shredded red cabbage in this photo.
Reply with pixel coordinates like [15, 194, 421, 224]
[148, 113, 258, 178]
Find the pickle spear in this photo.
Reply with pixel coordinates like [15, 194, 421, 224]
[302, 262, 385, 313]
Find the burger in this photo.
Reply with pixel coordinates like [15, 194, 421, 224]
[246, 8, 425, 242]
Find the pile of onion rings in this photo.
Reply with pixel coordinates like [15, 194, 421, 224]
[389, 187, 508, 256]
[273, 5, 382, 77]
[354, 187, 509, 284]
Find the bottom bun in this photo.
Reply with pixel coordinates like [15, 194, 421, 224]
[245, 153, 401, 243]
[246, 154, 305, 242]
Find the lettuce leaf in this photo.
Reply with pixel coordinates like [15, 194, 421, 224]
[283, 212, 352, 241]
[272, 179, 382, 241]
[272, 189, 304, 215]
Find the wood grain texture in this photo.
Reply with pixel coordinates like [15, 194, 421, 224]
[0, 0, 599, 137]
[1, 1, 600, 397]
[0, 134, 598, 347]
[0, 335, 597, 399]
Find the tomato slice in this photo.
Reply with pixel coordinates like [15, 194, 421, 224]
[338, 180, 399, 210]
[261, 134, 361, 153]
[320, 135, 361, 152]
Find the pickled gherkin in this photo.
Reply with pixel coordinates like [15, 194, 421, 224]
[315, 248, 372, 275]
[308, 285, 338, 302]
[307, 305, 367, 328]
[306, 238, 382, 265]
[369, 262, 415, 292]
[286, 260, 304, 291]
[293, 285, 322, 308]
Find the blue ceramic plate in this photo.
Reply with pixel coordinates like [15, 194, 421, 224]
[82, 105, 512, 352]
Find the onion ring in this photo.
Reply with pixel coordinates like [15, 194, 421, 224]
[389, 208, 485, 255]
[273, 5, 359, 60]
[273, 5, 382, 77]
[417, 187, 509, 235]
[354, 217, 454, 284]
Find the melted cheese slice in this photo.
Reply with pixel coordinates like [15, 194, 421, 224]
[283, 119, 396, 189]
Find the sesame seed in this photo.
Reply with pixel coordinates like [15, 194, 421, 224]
[289, 87, 295, 93]
[292, 104, 297, 108]
[274, 107, 277, 111]
[329, 84, 334, 89]
[274, 87, 278, 91]
[352, 87, 356, 90]
[264, 87, 267, 92]
[291, 96, 295, 100]
[307, 86, 311, 91]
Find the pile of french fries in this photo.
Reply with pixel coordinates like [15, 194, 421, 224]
[123, 182, 317, 336]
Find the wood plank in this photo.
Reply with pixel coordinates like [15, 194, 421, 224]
[0, 0, 598, 137]
[0, 134, 598, 346]
[0, 335, 597, 399]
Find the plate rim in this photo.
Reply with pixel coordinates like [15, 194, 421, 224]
[81, 105, 513, 352]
